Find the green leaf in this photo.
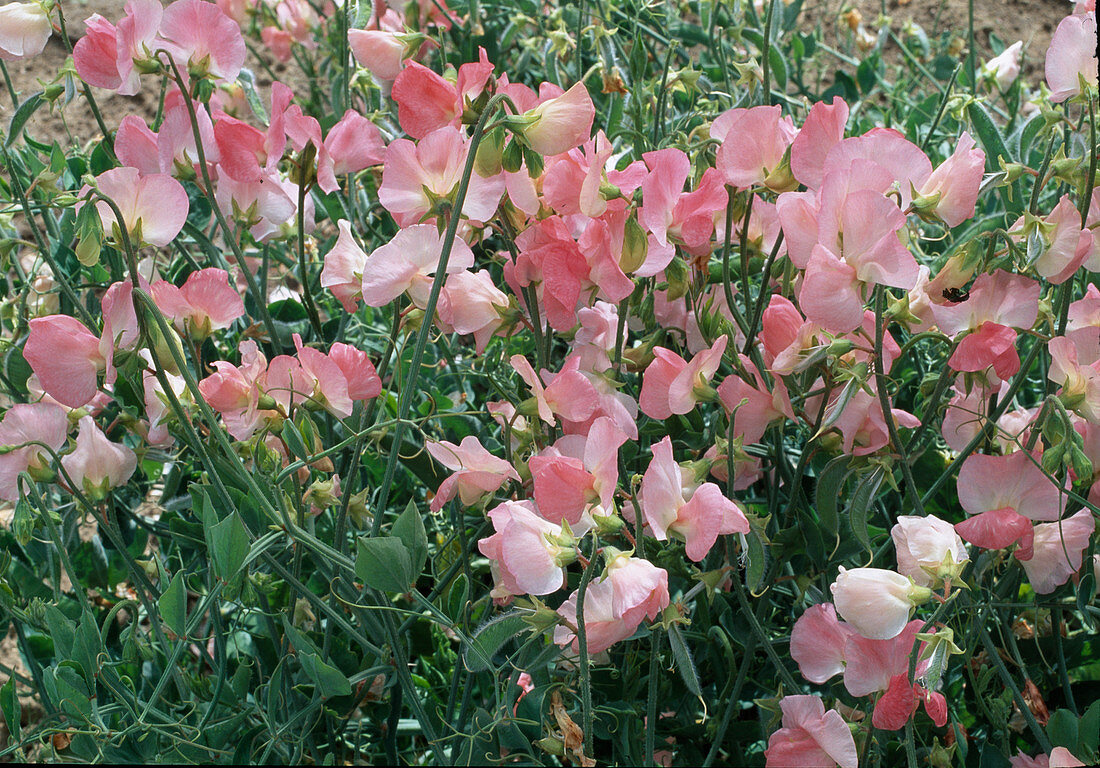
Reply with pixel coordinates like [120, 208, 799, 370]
[1046, 708, 1078, 751]
[298, 652, 352, 698]
[1078, 700, 1100, 757]
[158, 572, 187, 638]
[667, 624, 702, 697]
[447, 573, 469, 621]
[0, 676, 19, 743]
[208, 512, 251, 582]
[746, 528, 767, 592]
[815, 457, 852, 537]
[846, 466, 884, 554]
[5, 91, 43, 147]
[280, 420, 308, 462]
[967, 101, 1011, 174]
[391, 501, 428, 580]
[71, 612, 102, 689]
[355, 536, 413, 592]
[463, 612, 526, 672]
[45, 604, 75, 658]
[237, 69, 269, 124]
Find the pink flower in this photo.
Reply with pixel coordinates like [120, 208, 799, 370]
[0, 403, 69, 502]
[517, 82, 594, 157]
[198, 340, 270, 440]
[151, 268, 244, 339]
[1018, 510, 1094, 594]
[142, 368, 185, 447]
[425, 436, 519, 511]
[379, 126, 505, 225]
[871, 673, 947, 731]
[348, 29, 409, 81]
[158, 0, 247, 82]
[1029, 195, 1095, 285]
[957, 451, 1065, 523]
[891, 515, 969, 587]
[23, 316, 106, 409]
[73, 14, 125, 91]
[712, 105, 798, 190]
[915, 132, 984, 227]
[830, 567, 930, 640]
[790, 603, 855, 684]
[639, 436, 749, 561]
[718, 355, 794, 444]
[289, 335, 380, 418]
[478, 500, 570, 597]
[821, 128, 932, 210]
[763, 695, 858, 768]
[324, 109, 385, 177]
[823, 384, 920, 456]
[1045, 12, 1098, 103]
[1010, 748, 1088, 768]
[511, 354, 599, 426]
[436, 270, 510, 353]
[529, 417, 627, 526]
[321, 220, 368, 312]
[360, 224, 475, 308]
[0, 2, 52, 61]
[790, 97, 850, 190]
[61, 416, 137, 500]
[554, 553, 669, 654]
[390, 51, 494, 138]
[86, 167, 189, 248]
[982, 41, 1023, 89]
[639, 336, 726, 420]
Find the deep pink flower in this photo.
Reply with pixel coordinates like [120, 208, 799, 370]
[639, 337, 726, 421]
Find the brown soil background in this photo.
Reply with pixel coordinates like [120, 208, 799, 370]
[0, 0, 1077, 755]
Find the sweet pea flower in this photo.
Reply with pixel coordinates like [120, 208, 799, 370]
[477, 500, 572, 597]
[321, 220, 368, 312]
[554, 553, 669, 655]
[717, 355, 794, 445]
[823, 384, 920, 456]
[436, 270, 510, 353]
[379, 126, 505, 225]
[1019, 510, 1095, 594]
[348, 29, 410, 81]
[511, 354, 599, 426]
[763, 695, 858, 768]
[541, 131, 648, 218]
[158, 0, 247, 82]
[360, 224, 475, 308]
[288, 335, 381, 418]
[872, 673, 948, 731]
[954, 451, 1066, 553]
[86, 167, 189, 248]
[150, 268, 244, 339]
[142, 367, 186, 447]
[830, 567, 932, 640]
[529, 417, 627, 527]
[0, 403, 69, 502]
[711, 105, 798, 191]
[891, 515, 969, 587]
[516, 82, 595, 157]
[789, 603, 855, 684]
[789, 97, 850, 190]
[1047, 335, 1100, 423]
[1010, 748, 1088, 768]
[425, 436, 519, 511]
[1045, 11, 1098, 103]
[639, 336, 727, 421]
[61, 417, 137, 501]
[0, 2, 52, 61]
[639, 436, 749, 561]
[23, 316, 107, 409]
[198, 340, 271, 440]
[913, 132, 985, 227]
[982, 41, 1024, 89]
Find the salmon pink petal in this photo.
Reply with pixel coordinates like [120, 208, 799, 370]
[790, 97, 849, 190]
[328, 343, 382, 401]
[522, 82, 594, 157]
[919, 132, 984, 227]
[73, 14, 122, 90]
[326, 109, 386, 175]
[800, 245, 864, 333]
[790, 603, 854, 684]
[391, 61, 459, 138]
[61, 416, 137, 498]
[639, 348, 688, 420]
[24, 316, 104, 409]
[957, 451, 1065, 521]
[955, 507, 1035, 551]
[348, 29, 408, 81]
[765, 695, 858, 768]
[321, 220, 368, 312]
[529, 455, 595, 526]
[948, 322, 1019, 376]
[871, 674, 919, 731]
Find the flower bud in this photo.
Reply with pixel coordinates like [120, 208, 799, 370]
[830, 566, 932, 640]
